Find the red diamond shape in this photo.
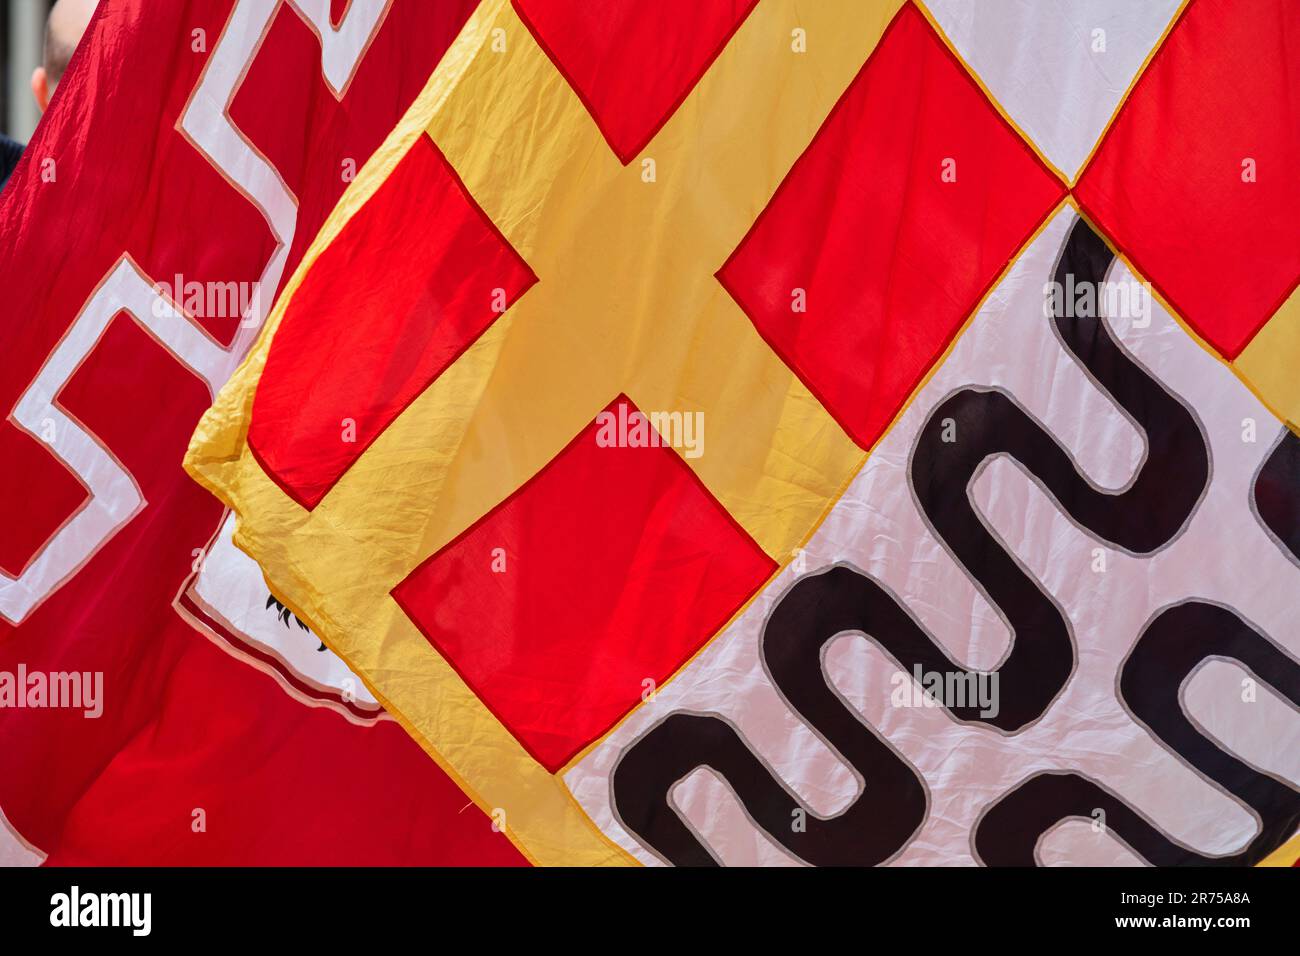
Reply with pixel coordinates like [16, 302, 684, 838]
[1075, 0, 1300, 359]
[513, 0, 759, 164]
[249, 134, 537, 510]
[392, 396, 776, 772]
[718, 3, 1064, 450]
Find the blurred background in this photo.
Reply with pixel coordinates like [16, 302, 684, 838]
[2, 0, 58, 144]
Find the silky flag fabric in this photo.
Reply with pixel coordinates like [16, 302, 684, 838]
[0, 0, 522, 865]
[188, 0, 1300, 866]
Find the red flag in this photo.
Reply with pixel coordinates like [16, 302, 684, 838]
[0, 0, 523, 865]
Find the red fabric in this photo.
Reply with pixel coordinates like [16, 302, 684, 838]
[1075, 0, 1300, 359]
[250, 135, 537, 510]
[393, 397, 776, 772]
[0, 426, 86, 577]
[46, 618, 523, 866]
[0, 0, 525, 865]
[513, 0, 759, 164]
[719, 3, 1065, 451]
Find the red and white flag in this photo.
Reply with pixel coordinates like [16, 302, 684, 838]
[0, 0, 521, 865]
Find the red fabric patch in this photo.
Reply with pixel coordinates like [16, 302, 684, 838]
[1074, 0, 1300, 359]
[718, 3, 1064, 451]
[513, 0, 759, 164]
[0, 426, 87, 578]
[249, 134, 537, 510]
[41, 632, 526, 866]
[393, 396, 776, 772]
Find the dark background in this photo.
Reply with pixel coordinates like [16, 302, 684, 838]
[1, 0, 58, 144]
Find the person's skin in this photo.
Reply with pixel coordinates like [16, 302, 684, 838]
[30, 0, 100, 114]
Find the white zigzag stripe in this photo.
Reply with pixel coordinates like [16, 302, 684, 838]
[0, 0, 388, 626]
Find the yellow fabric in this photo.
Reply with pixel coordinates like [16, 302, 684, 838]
[187, 0, 907, 865]
[1236, 285, 1300, 434]
[1257, 831, 1300, 867]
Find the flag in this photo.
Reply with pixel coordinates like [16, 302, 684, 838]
[187, 0, 1300, 866]
[0, 0, 523, 865]
[188, 0, 1300, 866]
